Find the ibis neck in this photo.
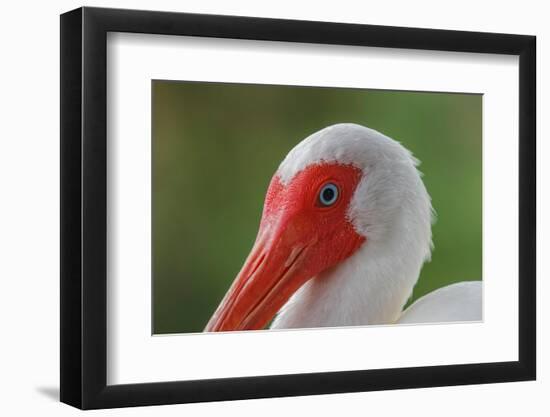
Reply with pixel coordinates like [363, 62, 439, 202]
[271, 223, 427, 329]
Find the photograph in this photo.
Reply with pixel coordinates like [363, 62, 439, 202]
[152, 80, 483, 334]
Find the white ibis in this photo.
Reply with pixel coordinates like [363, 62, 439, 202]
[205, 123, 481, 332]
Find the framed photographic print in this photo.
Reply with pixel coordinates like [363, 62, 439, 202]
[60, 6, 536, 409]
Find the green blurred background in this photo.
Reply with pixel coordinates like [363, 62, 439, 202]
[152, 80, 482, 334]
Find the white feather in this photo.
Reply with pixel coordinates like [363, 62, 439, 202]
[271, 123, 481, 329]
[398, 281, 482, 324]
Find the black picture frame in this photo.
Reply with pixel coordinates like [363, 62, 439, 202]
[60, 6, 536, 410]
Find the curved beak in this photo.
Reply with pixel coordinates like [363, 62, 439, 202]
[204, 219, 311, 332]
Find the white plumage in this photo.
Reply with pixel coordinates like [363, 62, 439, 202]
[398, 281, 482, 324]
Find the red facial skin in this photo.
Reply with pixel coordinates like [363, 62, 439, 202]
[204, 163, 366, 332]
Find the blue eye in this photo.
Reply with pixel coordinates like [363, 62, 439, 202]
[319, 183, 339, 206]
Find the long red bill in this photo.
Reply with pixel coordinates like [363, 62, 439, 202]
[204, 225, 311, 332]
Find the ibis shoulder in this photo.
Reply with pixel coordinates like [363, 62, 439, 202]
[398, 281, 482, 324]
